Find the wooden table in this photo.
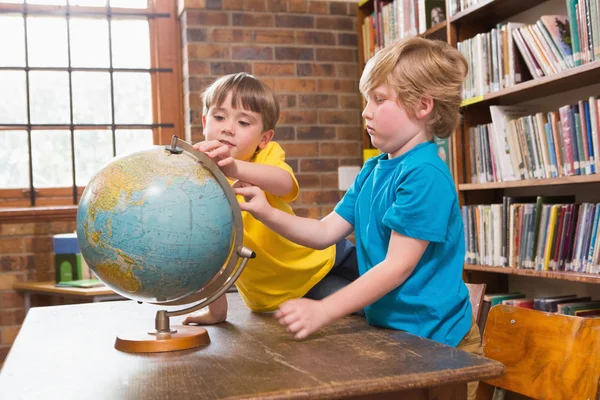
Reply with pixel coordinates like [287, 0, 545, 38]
[0, 293, 504, 399]
[13, 281, 124, 312]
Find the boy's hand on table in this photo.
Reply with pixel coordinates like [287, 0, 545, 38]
[193, 140, 238, 177]
[275, 298, 333, 340]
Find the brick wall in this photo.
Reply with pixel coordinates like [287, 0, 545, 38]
[180, 0, 363, 218]
[0, 220, 76, 366]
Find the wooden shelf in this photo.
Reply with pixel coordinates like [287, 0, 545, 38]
[461, 61, 600, 108]
[450, 0, 547, 26]
[464, 264, 600, 284]
[459, 174, 600, 191]
[423, 21, 447, 41]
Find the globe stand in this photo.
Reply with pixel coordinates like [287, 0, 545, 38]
[113, 136, 256, 353]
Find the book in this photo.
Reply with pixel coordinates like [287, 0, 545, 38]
[55, 279, 104, 289]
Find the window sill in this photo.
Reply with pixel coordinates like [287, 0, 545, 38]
[0, 206, 78, 223]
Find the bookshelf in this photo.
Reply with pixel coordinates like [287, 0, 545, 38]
[356, 0, 600, 295]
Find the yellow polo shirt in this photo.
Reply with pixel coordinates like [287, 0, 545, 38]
[234, 142, 336, 312]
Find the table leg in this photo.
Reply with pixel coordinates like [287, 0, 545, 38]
[24, 292, 31, 314]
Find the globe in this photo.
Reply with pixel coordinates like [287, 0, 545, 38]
[77, 140, 237, 304]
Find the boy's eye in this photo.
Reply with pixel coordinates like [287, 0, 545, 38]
[214, 115, 225, 121]
[238, 121, 250, 127]
[375, 97, 385, 104]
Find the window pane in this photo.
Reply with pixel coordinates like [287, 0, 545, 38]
[27, 17, 68, 67]
[0, 71, 27, 124]
[111, 19, 150, 68]
[27, 0, 67, 4]
[72, 72, 111, 124]
[113, 72, 152, 124]
[29, 71, 70, 124]
[110, 0, 147, 8]
[31, 130, 72, 188]
[74, 130, 113, 185]
[116, 129, 152, 155]
[0, 16, 25, 67]
[0, 130, 29, 188]
[70, 17, 109, 68]
[70, 0, 107, 6]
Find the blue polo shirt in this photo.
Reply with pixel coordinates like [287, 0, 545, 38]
[334, 141, 471, 347]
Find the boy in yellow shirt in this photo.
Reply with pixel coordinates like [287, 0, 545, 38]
[182, 72, 358, 324]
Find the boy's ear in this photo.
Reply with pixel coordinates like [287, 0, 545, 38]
[415, 96, 434, 120]
[258, 129, 274, 149]
[202, 115, 207, 127]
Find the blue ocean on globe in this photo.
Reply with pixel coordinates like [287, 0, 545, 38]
[76, 146, 234, 303]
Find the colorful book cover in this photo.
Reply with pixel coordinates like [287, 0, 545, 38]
[540, 15, 574, 67]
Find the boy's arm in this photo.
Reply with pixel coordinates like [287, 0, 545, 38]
[235, 185, 353, 250]
[231, 160, 294, 198]
[276, 231, 429, 339]
[182, 294, 228, 325]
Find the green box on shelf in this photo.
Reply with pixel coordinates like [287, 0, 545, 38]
[54, 254, 85, 283]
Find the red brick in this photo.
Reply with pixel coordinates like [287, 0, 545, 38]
[232, 13, 274, 27]
[279, 110, 318, 125]
[251, 30, 295, 44]
[297, 126, 336, 140]
[275, 79, 316, 93]
[211, 61, 253, 75]
[319, 110, 360, 125]
[280, 142, 318, 157]
[321, 172, 338, 188]
[0, 274, 23, 291]
[232, 46, 273, 60]
[0, 256, 27, 272]
[274, 127, 295, 141]
[300, 158, 339, 172]
[0, 309, 25, 326]
[316, 16, 353, 31]
[206, 0, 223, 9]
[277, 94, 297, 108]
[1, 326, 21, 346]
[23, 237, 53, 253]
[298, 94, 338, 108]
[296, 63, 334, 77]
[30, 253, 53, 272]
[0, 238, 24, 254]
[300, 190, 340, 204]
[321, 205, 336, 215]
[318, 79, 357, 93]
[255, 62, 295, 76]
[329, 2, 348, 15]
[308, 1, 328, 14]
[287, 159, 299, 172]
[244, 0, 266, 11]
[185, 60, 210, 76]
[338, 33, 358, 46]
[223, 0, 244, 9]
[0, 345, 9, 365]
[296, 31, 335, 46]
[289, 0, 308, 13]
[337, 126, 363, 141]
[320, 142, 361, 157]
[181, 0, 207, 9]
[340, 94, 362, 109]
[316, 48, 356, 62]
[293, 207, 322, 218]
[188, 76, 218, 92]
[0, 292, 24, 309]
[190, 126, 205, 143]
[185, 10, 229, 26]
[340, 158, 363, 166]
[267, 0, 287, 11]
[336, 64, 360, 79]
[1, 223, 48, 236]
[275, 15, 314, 29]
[186, 43, 229, 59]
[48, 221, 75, 233]
[185, 28, 208, 43]
[275, 47, 314, 61]
[211, 28, 252, 43]
[295, 173, 320, 188]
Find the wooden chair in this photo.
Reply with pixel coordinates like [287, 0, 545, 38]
[466, 282, 486, 321]
[479, 305, 600, 400]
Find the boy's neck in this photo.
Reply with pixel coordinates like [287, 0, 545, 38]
[388, 130, 431, 159]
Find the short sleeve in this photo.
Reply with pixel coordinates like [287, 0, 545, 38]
[334, 159, 376, 227]
[382, 165, 454, 243]
[254, 142, 299, 202]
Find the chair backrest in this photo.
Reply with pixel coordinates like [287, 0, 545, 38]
[466, 282, 486, 321]
[482, 305, 600, 400]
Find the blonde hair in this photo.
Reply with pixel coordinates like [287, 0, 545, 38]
[359, 37, 468, 139]
[202, 72, 280, 132]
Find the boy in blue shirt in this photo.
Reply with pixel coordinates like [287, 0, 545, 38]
[235, 37, 482, 399]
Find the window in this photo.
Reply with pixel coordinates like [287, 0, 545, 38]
[0, 0, 182, 207]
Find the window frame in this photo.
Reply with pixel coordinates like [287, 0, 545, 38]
[0, 0, 183, 214]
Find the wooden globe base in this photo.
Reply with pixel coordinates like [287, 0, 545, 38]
[114, 325, 210, 353]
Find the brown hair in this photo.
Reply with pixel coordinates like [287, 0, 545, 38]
[202, 72, 280, 132]
[359, 37, 468, 139]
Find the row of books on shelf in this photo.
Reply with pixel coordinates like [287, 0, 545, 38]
[482, 293, 600, 321]
[361, 0, 446, 60]
[470, 100, 600, 184]
[462, 196, 600, 275]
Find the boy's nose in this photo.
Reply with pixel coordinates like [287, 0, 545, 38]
[361, 107, 372, 120]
